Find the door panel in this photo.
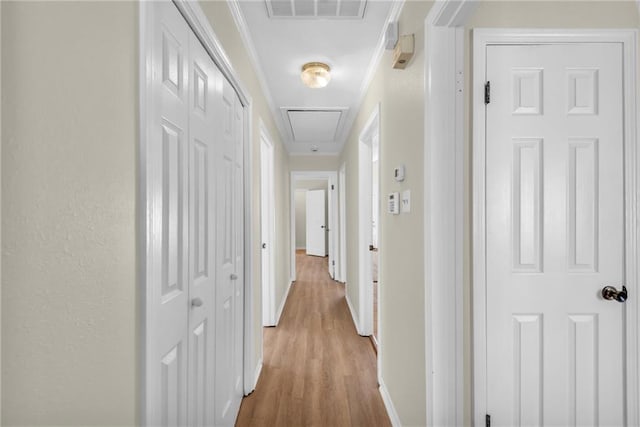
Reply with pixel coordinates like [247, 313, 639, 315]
[187, 30, 217, 427]
[215, 77, 244, 427]
[149, 3, 190, 425]
[485, 43, 624, 426]
[306, 189, 326, 257]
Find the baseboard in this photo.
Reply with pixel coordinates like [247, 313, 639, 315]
[345, 292, 361, 334]
[252, 358, 263, 391]
[275, 280, 294, 325]
[379, 379, 401, 427]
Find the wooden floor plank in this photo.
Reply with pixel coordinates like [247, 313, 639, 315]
[235, 253, 391, 427]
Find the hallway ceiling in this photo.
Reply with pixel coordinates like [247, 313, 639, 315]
[234, 0, 396, 155]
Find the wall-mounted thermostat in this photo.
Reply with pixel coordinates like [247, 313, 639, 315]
[394, 165, 405, 182]
[388, 192, 400, 215]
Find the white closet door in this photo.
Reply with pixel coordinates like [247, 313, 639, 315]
[215, 76, 244, 426]
[232, 91, 245, 401]
[306, 189, 326, 256]
[147, 2, 190, 425]
[187, 30, 218, 427]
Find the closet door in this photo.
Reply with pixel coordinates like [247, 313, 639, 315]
[187, 31, 218, 427]
[147, 2, 190, 426]
[214, 77, 244, 426]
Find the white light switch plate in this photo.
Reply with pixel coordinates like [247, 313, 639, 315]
[401, 190, 411, 213]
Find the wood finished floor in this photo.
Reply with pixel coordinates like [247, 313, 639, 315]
[235, 252, 391, 427]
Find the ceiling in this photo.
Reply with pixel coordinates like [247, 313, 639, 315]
[234, 0, 396, 155]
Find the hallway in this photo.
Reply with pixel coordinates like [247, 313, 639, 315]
[236, 252, 391, 426]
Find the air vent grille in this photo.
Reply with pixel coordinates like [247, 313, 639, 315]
[265, 0, 366, 19]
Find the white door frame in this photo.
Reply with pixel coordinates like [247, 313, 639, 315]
[260, 121, 276, 327]
[139, 1, 257, 422]
[338, 162, 347, 283]
[358, 104, 380, 337]
[289, 171, 338, 282]
[472, 29, 639, 426]
[423, 1, 477, 425]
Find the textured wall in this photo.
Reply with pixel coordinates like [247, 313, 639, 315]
[2, 2, 138, 425]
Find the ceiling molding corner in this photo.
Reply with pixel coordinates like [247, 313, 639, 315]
[226, 0, 290, 145]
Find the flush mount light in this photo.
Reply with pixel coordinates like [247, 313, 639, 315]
[301, 62, 331, 89]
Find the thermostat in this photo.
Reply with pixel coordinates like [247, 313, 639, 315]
[388, 192, 400, 215]
[394, 165, 405, 182]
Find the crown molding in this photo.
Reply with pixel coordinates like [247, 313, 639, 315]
[337, 0, 406, 150]
[226, 0, 289, 144]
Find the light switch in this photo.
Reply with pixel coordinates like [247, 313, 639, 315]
[401, 190, 411, 213]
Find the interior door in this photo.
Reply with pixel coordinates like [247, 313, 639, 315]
[306, 189, 326, 257]
[215, 75, 243, 426]
[187, 29, 217, 427]
[147, 3, 190, 425]
[261, 138, 275, 326]
[485, 43, 625, 426]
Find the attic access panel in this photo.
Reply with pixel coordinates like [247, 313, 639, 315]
[266, 0, 366, 19]
[287, 109, 343, 143]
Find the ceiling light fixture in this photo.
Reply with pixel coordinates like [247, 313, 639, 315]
[301, 62, 331, 89]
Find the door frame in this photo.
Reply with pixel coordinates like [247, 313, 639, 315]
[260, 121, 276, 327]
[289, 170, 338, 282]
[338, 162, 347, 283]
[139, 0, 257, 422]
[472, 29, 639, 426]
[357, 104, 380, 337]
[423, 1, 477, 425]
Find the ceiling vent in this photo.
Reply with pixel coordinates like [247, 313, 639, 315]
[281, 108, 348, 143]
[266, 0, 366, 19]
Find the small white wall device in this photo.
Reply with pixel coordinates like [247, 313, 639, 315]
[394, 165, 405, 182]
[388, 192, 400, 215]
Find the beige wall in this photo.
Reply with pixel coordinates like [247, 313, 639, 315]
[339, 1, 433, 425]
[289, 154, 340, 171]
[463, 2, 640, 424]
[2, 2, 138, 425]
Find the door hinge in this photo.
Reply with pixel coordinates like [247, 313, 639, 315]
[486, 414, 491, 427]
[484, 81, 491, 105]
[331, 184, 335, 190]
[332, 260, 335, 265]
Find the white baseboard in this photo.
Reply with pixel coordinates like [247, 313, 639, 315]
[345, 292, 361, 334]
[275, 280, 294, 325]
[252, 358, 263, 392]
[296, 245, 306, 250]
[379, 379, 401, 427]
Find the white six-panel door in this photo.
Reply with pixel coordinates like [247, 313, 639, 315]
[147, 2, 244, 426]
[485, 43, 625, 426]
[306, 189, 326, 257]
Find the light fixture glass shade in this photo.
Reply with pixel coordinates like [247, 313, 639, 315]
[301, 62, 331, 88]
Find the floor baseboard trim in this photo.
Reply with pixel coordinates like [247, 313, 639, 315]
[275, 280, 294, 325]
[379, 379, 401, 427]
[345, 292, 361, 334]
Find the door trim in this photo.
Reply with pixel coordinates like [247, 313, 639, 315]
[423, 1, 477, 425]
[139, 1, 257, 423]
[339, 162, 347, 283]
[260, 121, 276, 327]
[358, 104, 380, 338]
[472, 28, 639, 426]
[289, 171, 338, 283]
